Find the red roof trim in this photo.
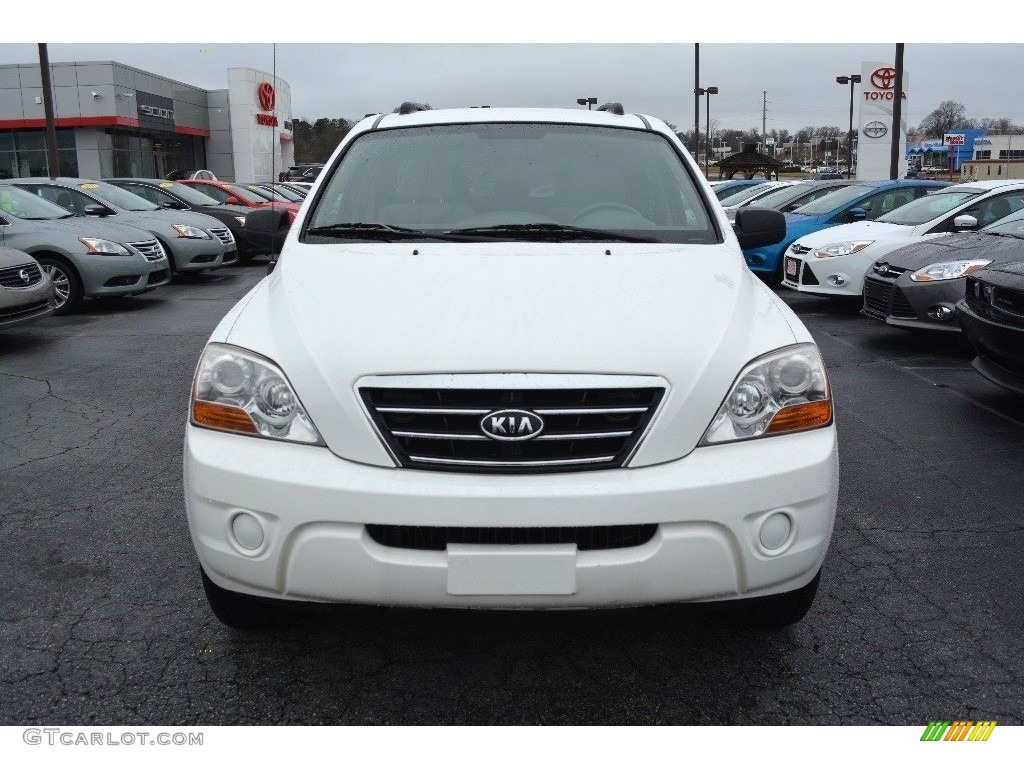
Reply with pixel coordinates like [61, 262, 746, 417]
[0, 116, 209, 137]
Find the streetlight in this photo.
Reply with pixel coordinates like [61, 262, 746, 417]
[836, 74, 861, 179]
[696, 86, 718, 178]
[576, 97, 597, 110]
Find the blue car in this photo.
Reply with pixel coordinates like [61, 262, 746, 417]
[743, 179, 951, 283]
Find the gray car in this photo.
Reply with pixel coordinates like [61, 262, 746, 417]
[0, 184, 169, 313]
[863, 208, 1024, 332]
[0, 246, 56, 329]
[11, 178, 236, 274]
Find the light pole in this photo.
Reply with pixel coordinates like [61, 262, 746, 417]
[696, 86, 718, 177]
[576, 97, 597, 110]
[835, 74, 861, 179]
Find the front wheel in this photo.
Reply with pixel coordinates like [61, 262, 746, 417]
[732, 571, 821, 628]
[201, 569, 301, 630]
[37, 256, 83, 314]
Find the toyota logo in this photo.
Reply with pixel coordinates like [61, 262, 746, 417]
[870, 67, 897, 89]
[479, 409, 545, 441]
[863, 121, 888, 139]
[19, 268, 31, 283]
[257, 82, 276, 112]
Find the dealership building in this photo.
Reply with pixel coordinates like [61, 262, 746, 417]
[0, 61, 293, 182]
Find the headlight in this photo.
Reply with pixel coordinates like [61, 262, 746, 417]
[234, 216, 246, 226]
[172, 224, 212, 239]
[699, 344, 832, 445]
[813, 241, 874, 258]
[910, 259, 991, 282]
[78, 237, 131, 256]
[190, 343, 323, 445]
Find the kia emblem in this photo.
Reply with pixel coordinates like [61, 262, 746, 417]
[480, 409, 545, 441]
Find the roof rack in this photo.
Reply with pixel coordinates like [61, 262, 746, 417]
[596, 102, 625, 115]
[395, 102, 430, 114]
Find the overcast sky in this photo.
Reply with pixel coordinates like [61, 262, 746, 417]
[3, 5, 1021, 135]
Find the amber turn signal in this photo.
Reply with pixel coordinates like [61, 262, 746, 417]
[191, 400, 259, 434]
[765, 400, 832, 434]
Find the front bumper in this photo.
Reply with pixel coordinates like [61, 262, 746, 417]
[782, 252, 868, 297]
[957, 299, 1024, 394]
[165, 236, 228, 272]
[184, 423, 839, 608]
[78, 253, 170, 297]
[861, 274, 963, 332]
[0, 277, 56, 329]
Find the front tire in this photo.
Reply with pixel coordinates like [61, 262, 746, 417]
[733, 571, 821, 628]
[201, 569, 300, 630]
[37, 256, 83, 314]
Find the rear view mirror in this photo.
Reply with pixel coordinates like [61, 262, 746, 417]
[953, 214, 978, 229]
[733, 207, 786, 250]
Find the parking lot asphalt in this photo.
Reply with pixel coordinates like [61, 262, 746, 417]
[1, 263, 1021, 726]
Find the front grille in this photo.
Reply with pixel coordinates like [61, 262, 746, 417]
[790, 243, 812, 255]
[0, 299, 49, 319]
[147, 269, 169, 285]
[367, 524, 658, 551]
[891, 287, 916, 318]
[360, 376, 666, 473]
[0, 263, 43, 288]
[874, 263, 908, 278]
[862, 277, 894, 318]
[992, 286, 1024, 327]
[800, 261, 819, 286]
[208, 227, 234, 246]
[128, 240, 165, 261]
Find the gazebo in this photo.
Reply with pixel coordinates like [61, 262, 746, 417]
[713, 143, 785, 180]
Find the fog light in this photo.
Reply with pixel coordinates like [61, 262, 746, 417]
[759, 512, 792, 551]
[826, 274, 846, 287]
[927, 305, 954, 320]
[230, 512, 264, 551]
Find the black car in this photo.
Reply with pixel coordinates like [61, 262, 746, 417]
[105, 178, 265, 262]
[278, 164, 323, 182]
[957, 261, 1024, 394]
[863, 208, 1024, 333]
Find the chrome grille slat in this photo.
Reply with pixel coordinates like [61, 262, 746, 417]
[207, 227, 234, 246]
[127, 240, 165, 262]
[0, 263, 43, 288]
[360, 377, 667, 474]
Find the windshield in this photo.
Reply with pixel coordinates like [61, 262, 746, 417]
[225, 184, 259, 202]
[305, 123, 715, 243]
[717, 184, 773, 206]
[0, 185, 75, 220]
[84, 181, 159, 211]
[265, 184, 304, 202]
[750, 183, 821, 210]
[876, 189, 983, 225]
[244, 185, 290, 202]
[790, 184, 878, 216]
[156, 181, 220, 206]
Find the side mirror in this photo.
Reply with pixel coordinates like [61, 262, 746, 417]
[267, 258, 277, 275]
[246, 207, 292, 255]
[847, 207, 867, 222]
[160, 200, 188, 210]
[953, 214, 978, 229]
[83, 204, 109, 217]
[733, 207, 786, 250]
[223, 197, 242, 206]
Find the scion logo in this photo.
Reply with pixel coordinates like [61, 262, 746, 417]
[871, 67, 897, 89]
[480, 409, 545, 441]
[257, 82, 276, 112]
[140, 104, 173, 120]
[864, 121, 888, 139]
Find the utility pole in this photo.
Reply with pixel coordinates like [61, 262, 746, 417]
[762, 91, 768, 153]
[694, 44, 700, 159]
[37, 43, 60, 179]
[889, 44, 905, 180]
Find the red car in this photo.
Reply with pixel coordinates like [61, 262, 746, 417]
[179, 180, 300, 223]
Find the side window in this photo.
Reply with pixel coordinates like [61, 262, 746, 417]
[123, 184, 163, 206]
[199, 185, 232, 204]
[24, 185, 102, 216]
[969, 193, 1022, 227]
[829, 190, 889, 223]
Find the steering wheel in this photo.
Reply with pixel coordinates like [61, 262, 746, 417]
[572, 202, 646, 222]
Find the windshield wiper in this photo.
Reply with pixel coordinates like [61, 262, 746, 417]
[443, 223, 658, 243]
[304, 223, 477, 241]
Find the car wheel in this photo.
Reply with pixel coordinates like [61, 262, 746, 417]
[37, 256, 83, 314]
[200, 568, 300, 630]
[732, 570, 821, 629]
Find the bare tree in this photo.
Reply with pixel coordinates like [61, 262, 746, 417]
[917, 100, 977, 138]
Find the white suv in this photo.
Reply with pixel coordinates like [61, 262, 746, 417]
[184, 105, 838, 629]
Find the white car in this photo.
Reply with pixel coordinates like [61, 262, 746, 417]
[184, 105, 838, 630]
[782, 180, 1024, 296]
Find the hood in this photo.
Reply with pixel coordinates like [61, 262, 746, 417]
[197, 204, 250, 216]
[221, 242, 803, 468]
[789, 220, 909, 248]
[885, 232, 1024, 270]
[13, 215, 156, 244]
[113, 208, 226, 230]
[973, 259, 1024, 289]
